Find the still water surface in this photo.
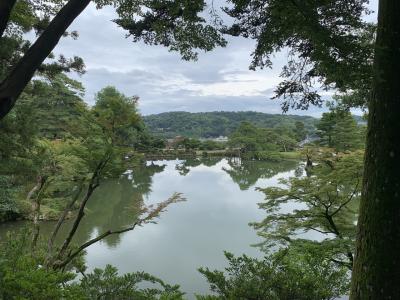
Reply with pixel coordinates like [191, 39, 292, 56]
[0, 158, 299, 298]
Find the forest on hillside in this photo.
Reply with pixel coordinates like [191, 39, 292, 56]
[143, 111, 317, 138]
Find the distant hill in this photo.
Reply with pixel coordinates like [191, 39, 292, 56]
[353, 114, 367, 125]
[143, 111, 317, 138]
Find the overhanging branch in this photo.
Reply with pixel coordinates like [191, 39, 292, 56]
[0, 0, 91, 119]
[0, 0, 17, 38]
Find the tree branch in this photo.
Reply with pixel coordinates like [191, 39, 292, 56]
[56, 155, 110, 261]
[306, 226, 332, 235]
[325, 213, 354, 265]
[30, 176, 49, 250]
[54, 192, 185, 269]
[46, 182, 84, 266]
[0, 0, 91, 119]
[0, 0, 16, 38]
[330, 258, 353, 270]
[54, 222, 139, 269]
[331, 179, 360, 217]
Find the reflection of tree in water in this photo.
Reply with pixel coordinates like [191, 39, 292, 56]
[223, 158, 298, 190]
[132, 162, 166, 195]
[78, 177, 144, 248]
[30, 162, 166, 249]
[83, 163, 166, 247]
[175, 158, 223, 176]
[200, 157, 223, 167]
[175, 163, 191, 176]
[294, 164, 305, 177]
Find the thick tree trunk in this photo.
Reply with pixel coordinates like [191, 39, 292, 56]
[0, 0, 16, 38]
[0, 0, 91, 120]
[350, 0, 400, 298]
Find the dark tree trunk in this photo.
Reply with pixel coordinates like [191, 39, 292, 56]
[56, 181, 97, 260]
[350, 0, 400, 298]
[0, 0, 17, 38]
[54, 156, 109, 264]
[0, 0, 91, 120]
[45, 183, 83, 267]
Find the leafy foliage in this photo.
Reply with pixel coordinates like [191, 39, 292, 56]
[316, 109, 365, 151]
[254, 150, 364, 269]
[198, 247, 349, 300]
[228, 121, 298, 156]
[107, 0, 227, 61]
[92, 87, 142, 146]
[0, 0, 85, 82]
[0, 80, 164, 221]
[28, 75, 86, 139]
[294, 121, 307, 141]
[80, 264, 184, 300]
[222, 0, 375, 111]
[0, 231, 184, 300]
[0, 230, 80, 300]
[0, 175, 19, 222]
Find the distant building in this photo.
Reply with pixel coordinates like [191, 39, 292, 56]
[199, 136, 228, 143]
[212, 136, 228, 143]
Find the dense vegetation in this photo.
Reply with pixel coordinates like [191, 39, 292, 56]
[0, 80, 165, 223]
[0, 232, 185, 299]
[0, 77, 365, 298]
[0, 75, 188, 298]
[0, 69, 366, 299]
[1, 0, 400, 298]
[198, 248, 349, 300]
[144, 111, 317, 138]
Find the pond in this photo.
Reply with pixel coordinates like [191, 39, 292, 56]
[0, 158, 300, 299]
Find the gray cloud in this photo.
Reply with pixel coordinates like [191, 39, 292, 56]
[53, 1, 377, 117]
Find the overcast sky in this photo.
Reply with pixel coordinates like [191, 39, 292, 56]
[54, 1, 378, 117]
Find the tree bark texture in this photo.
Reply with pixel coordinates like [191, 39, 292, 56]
[350, 0, 400, 298]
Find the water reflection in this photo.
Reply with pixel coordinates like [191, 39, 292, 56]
[71, 163, 167, 247]
[0, 163, 166, 247]
[173, 157, 297, 191]
[0, 158, 299, 299]
[222, 158, 298, 190]
[174, 158, 222, 176]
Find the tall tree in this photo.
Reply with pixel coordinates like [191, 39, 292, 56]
[28, 74, 86, 139]
[316, 111, 338, 148]
[350, 1, 400, 298]
[222, 0, 400, 296]
[294, 121, 307, 142]
[92, 86, 143, 147]
[332, 113, 363, 152]
[317, 109, 364, 151]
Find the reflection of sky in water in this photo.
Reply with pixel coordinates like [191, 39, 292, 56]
[0, 158, 301, 299]
[84, 159, 298, 299]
